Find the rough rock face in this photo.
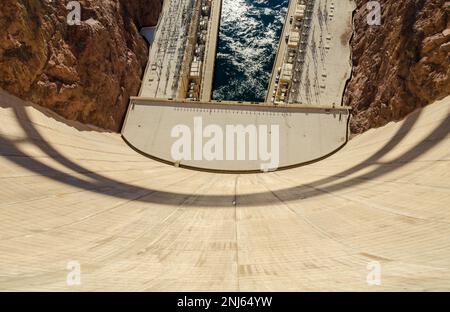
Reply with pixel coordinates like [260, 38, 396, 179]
[0, 0, 162, 131]
[346, 0, 450, 133]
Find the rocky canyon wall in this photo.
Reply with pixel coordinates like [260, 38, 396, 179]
[0, 0, 162, 131]
[346, 0, 450, 133]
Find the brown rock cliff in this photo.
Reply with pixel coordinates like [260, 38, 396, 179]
[0, 0, 162, 131]
[346, 0, 450, 133]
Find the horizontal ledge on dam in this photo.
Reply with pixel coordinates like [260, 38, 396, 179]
[129, 97, 352, 113]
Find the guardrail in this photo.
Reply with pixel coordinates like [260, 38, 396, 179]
[129, 96, 352, 112]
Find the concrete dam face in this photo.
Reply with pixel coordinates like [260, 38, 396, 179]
[1, 0, 449, 293]
[1, 89, 449, 291]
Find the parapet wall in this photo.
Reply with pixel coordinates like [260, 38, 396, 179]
[121, 98, 350, 172]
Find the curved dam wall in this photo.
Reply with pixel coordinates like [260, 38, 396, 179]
[121, 98, 350, 172]
[1, 88, 449, 291]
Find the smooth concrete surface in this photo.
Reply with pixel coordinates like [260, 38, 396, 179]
[1, 88, 449, 291]
[121, 98, 349, 171]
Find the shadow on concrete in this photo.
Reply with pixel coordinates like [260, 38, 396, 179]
[0, 91, 114, 133]
[0, 93, 449, 207]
